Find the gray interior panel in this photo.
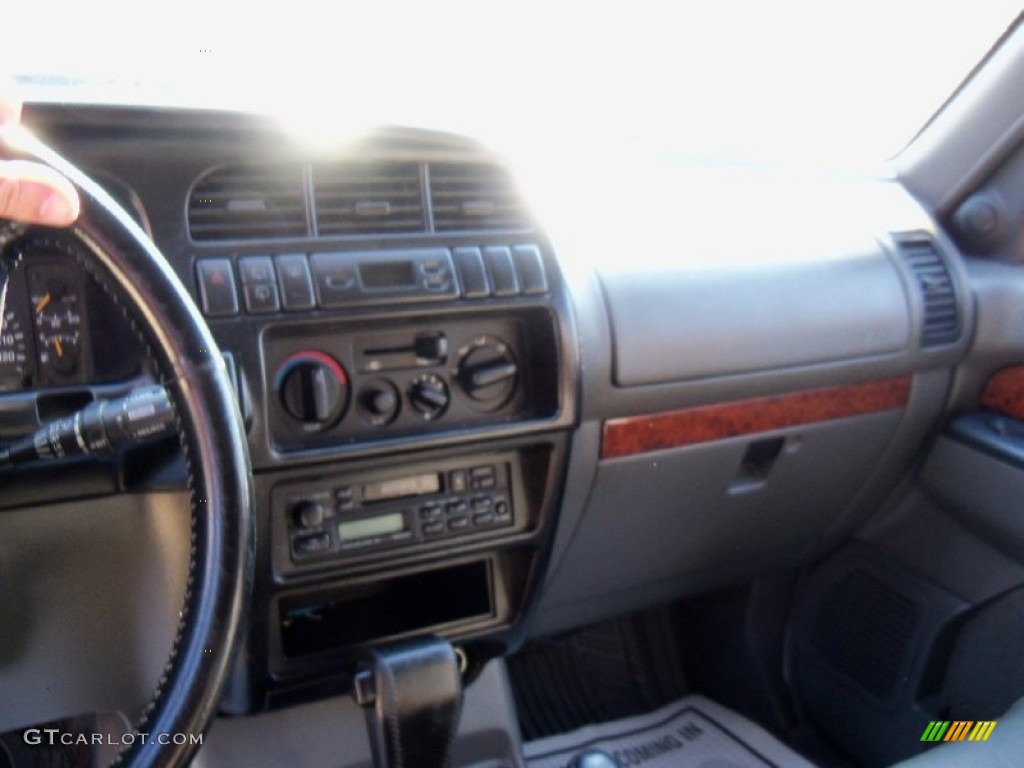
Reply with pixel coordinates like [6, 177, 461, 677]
[601, 248, 911, 386]
[0, 492, 189, 732]
[920, 435, 1024, 564]
[533, 411, 903, 636]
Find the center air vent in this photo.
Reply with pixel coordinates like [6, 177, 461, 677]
[313, 162, 425, 235]
[897, 235, 960, 347]
[429, 163, 530, 232]
[188, 164, 309, 242]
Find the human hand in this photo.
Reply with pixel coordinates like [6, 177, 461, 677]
[0, 76, 80, 226]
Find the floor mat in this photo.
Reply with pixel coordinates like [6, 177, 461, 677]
[524, 695, 817, 768]
[509, 610, 689, 741]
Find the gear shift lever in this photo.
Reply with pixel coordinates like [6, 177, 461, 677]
[353, 637, 464, 768]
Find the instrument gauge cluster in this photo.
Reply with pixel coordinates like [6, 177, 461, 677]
[27, 261, 87, 381]
[0, 234, 147, 394]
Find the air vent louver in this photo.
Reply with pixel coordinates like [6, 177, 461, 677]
[429, 163, 531, 232]
[188, 164, 309, 241]
[898, 236, 960, 347]
[313, 162, 425, 235]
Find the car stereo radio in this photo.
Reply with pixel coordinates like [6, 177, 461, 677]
[271, 452, 527, 575]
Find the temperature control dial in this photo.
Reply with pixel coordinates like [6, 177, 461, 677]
[275, 351, 349, 429]
[408, 373, 449, 420]
[455, 335, 518, 410]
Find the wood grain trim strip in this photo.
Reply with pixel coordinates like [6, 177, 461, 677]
[601, 376, 912, 460]
[980, 365, 1024, 419]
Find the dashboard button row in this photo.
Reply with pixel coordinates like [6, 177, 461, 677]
[195, 244, 547, 317]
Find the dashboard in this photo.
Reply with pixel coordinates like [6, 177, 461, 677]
[0, 100, 976, 726]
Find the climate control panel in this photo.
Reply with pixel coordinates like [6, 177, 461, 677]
[262, 308, 558, 453]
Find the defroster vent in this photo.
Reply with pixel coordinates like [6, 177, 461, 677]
[897, 234, 961, 347]
[429, 163, 531, 232]
[189, 164, 309, 241]
[313, 162, 424, 235]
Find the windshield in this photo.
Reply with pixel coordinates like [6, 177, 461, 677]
[8, 1, 1022, 169]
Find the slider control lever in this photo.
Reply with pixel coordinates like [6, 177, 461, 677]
[353, 637, 464, 768]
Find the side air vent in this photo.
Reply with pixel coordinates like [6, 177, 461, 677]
[429, 163, 531, 232]
[897, 235, 960, 347]
[189, 164, 309, 241]
[313, 162, 425, 235]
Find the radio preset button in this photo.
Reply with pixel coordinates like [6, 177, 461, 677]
[448, 515, 470, 531]
[423, 520, 445, 536]
[292, 532, 331, 558]
[471, 496, 493, 513]
[472, 511, 495, 526]
[420, 505, 444, 521]
[447, 501, 469, 517]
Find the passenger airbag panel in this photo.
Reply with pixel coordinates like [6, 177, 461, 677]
[600, 249, 910, 386]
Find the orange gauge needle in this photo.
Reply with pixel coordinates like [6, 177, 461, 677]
[54, 338, 64, 357]
[34, 293, 52, 314]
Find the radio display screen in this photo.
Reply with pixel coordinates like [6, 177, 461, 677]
[363, 472, 441, 503]
[338, 513, 406, 541]
[359, 261, 417, 289]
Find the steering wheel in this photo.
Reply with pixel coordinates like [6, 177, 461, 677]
[0, 125, 254, 767]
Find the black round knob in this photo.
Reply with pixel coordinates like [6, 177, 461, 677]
[293, 501, 325, 529]
[409, 373, 449, 420]
[276, 351, 348, 428]
[369, 388, 396, 415]
[358, 379, 401, 425]
[455, 336, 517, 410]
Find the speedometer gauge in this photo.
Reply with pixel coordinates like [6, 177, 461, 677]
[0, 310, 28, 390]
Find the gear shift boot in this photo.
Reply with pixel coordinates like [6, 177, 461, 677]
[353, 637, 464, 768]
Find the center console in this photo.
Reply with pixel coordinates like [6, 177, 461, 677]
[192, 230, 577, 712]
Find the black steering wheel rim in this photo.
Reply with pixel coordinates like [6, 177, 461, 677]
[2, 126, 254, 768]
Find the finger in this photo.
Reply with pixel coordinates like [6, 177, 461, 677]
[0, 160, 80, 226]
[0, 73, 23, 125]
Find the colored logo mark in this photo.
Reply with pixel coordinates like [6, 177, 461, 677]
[920, 720, 997, 742]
